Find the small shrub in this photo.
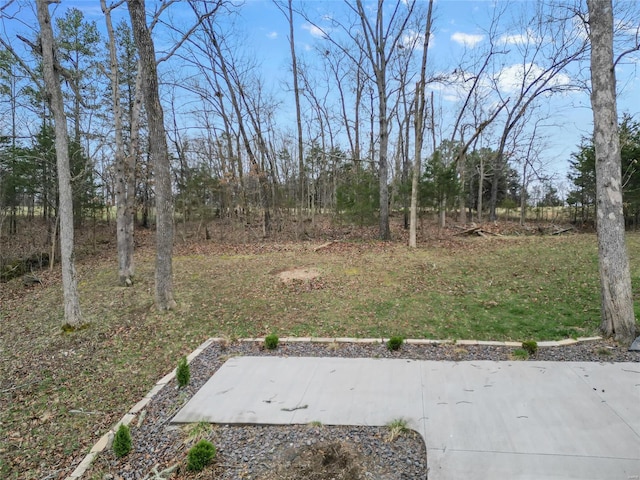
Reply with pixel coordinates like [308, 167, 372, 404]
[387, 336, 404, 351]
[386, 418, 409, 442]
[522, 340, 538, 356]
[511, 348, 529, 360]
[113, 424, 132, 458]
[187, 439, 216, 472]
[264, 334, 279, 350]
[176, 356, 190, 388]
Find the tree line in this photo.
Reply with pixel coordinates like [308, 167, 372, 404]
[0, 0, 637, 343]
[0, 1, 610, 239]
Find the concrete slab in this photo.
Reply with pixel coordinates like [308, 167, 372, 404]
[172, 357, 640, 479]
[172, 357, 424, 431]
[420, 362, 640, 459]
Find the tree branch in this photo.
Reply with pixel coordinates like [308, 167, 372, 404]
[157, 1, 224, 64]
[1, 35, 42, 88]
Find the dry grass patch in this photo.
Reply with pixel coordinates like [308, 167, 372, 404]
[276, 267, 321, 283]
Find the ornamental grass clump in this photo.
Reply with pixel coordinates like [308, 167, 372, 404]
[264, 334, 279, 350]
[386, 418, 409, 442]
[113, 424, 132, 458]
[187, 439, 216, 472]
[387, 336, 404, 351]
[176, 356, 190, 388]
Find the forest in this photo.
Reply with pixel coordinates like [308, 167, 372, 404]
[0, 0, 638, 325]
[1, 0, 638, 244]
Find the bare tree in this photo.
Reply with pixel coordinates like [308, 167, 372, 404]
[351, 0, 416, 240]
[101, 0, 135, 287]
[303, 0, 416, 239]
[409, 0, 434, 248]
[127, 0, 176, 310]
[35, 0, 82, 327]
[587, 0, 637, 344]
[487, 2, 588, 220]
[274, 0, 305, 232]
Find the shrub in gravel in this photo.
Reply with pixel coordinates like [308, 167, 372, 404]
[522, 340, 538, 356]
[387, 336, 404, 351]
[187, 439, 216, 472]
[113, 424, 132, 458]
[265, 334, 279, 350]
[176, 356, 190, 388]
[386, 418, 409, 442]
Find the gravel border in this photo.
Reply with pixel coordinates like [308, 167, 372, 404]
[76, 336, 639, 480]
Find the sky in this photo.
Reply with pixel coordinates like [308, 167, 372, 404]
[2, 0, 640, 190]
[237, 0, 637, 185]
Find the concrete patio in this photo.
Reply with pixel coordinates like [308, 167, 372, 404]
[172, 356, 640, 479]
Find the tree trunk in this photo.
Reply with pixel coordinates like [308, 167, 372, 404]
[127, 0, 176, 311]
[102, 0, 134, 286]
[457, 153, 466, 223]
[353, 0, 415, 241]
[126, 67, 143, 278]
[587, 0, 636, 344]
[36, 0, 83, 328]
[489, 153, 501, 221]
[477, 158, 484, 222]
[520, 163, 527, 226]
[378, 93, 391, 240]
[207, 31, 271, 234]
[439, 198, 446, 228]
[284, 0, 305, 235]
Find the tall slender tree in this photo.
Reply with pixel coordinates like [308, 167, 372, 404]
[35, 0, 83, 328]
[102, 0, 134, 286]
[351, 0, 416, 240]
[127, 0, 176, 310]
[274, 0, 305, 232]
[409, 0, 433, 247]
[587, 0, 636, 344]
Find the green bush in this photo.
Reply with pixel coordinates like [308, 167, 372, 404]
[387, 336, 404, 351]
[187, 439, 216, 472]
[264, 334, 279, 350]
[113, 424, 132, 458]
[522, 340, 538, 356]
[176, 356, 190, 388]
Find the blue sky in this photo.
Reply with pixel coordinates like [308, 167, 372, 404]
[203, 0, 638, 182]
[2, 0, 639, 190]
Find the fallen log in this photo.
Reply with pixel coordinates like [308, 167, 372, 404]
[552, 227, 574, 236]
[314, 241, 335, 252]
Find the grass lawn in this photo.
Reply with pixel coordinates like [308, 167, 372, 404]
[1, 232, 639, 479]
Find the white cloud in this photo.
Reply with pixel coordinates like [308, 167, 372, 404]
[266, 31, 278, 40]
[401, 29, 434, 51]
[496, 63, 573, 94]
[450, 32, 484, 48]
[499, 33, 528, 45]
[498, 29, 541, 46]
[428, 70, 492, 103]
[302, 23, 328, 39]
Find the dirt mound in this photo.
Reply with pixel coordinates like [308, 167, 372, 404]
[260, 441, 364, 480]
[276, 267, 320, 283]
